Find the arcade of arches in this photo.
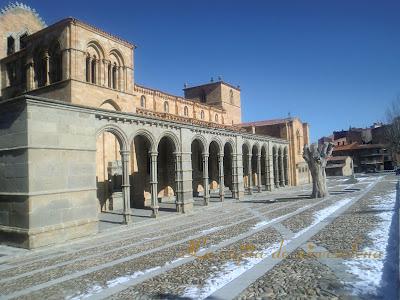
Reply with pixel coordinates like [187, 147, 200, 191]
[96, 131, 290, 222]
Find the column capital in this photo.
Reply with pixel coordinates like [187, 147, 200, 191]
[149, 151, 158, 157]
[202, 153, 209, 159]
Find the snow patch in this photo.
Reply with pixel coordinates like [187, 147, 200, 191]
[343, 190, 397, 296]
[181, 242, 282, 300]
[201, 226, 224, 234]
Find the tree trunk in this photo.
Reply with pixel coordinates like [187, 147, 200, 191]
[303, 143, 333, 199]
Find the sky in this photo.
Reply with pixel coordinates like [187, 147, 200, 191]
[3, 0, 400, 142]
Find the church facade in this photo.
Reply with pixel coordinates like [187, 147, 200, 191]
[0, 3, 300, 249]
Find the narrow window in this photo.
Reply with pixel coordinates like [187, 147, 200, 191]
[112, 64, 117, 89]
[200, 110, 205, 120]
[86, 56, 91, 82]
[140, 95, 146, 108]
[7, 36, 15, 55]
[91, 58, 96, 84]
[19, 33, 28, 49]
[229, 89, 234, 104]
[296, 130, 301, 154]
[184, 106, 189, 116]
[107, 63, 111, 88]
[215, 114, 219, 122]
[164, 101, 169, 113]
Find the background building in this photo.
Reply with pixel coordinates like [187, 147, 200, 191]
[239, 117, 311, 186]
[326, 156, 353, 176]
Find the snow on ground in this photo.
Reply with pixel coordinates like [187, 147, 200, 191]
[343, 188, 397, 297]
[181, 242, 283, 300]
[201, 226, 225, 234]
[181, 193, 367, 299]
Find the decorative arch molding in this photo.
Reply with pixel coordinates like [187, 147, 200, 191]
[242, 140, 251, 153]
[252, 142, 261, 155]
[130, 129, 157, 152]
[208, 137, 223, 154]
[96, 124, 129, 151]
[191, 134, 208, 154]
[99, 99, 121, 111]
[223, 138, 237, 155]
[261, 143, 268, 154]
[157, 130, 181, 152]
[86, 40, 105, 59]
[109, 49, 125, 66]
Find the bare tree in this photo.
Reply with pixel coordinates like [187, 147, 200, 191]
[303, 142, 334, 198]
[385, 97, 400, 166]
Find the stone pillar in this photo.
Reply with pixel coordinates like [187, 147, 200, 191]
[150, 151, 159, 217]
[274, 152, 279, 188]
[62, 49, 70, 81]
[218, 153, 224, 202]
[103, 60, 108, 87]
[44, 50, 50, 85]
[120, 150, 132, 224]
[231, 154, 239, 200]
[202, 153, 210, 205]
[87, 57, 91, 83]
[279, 153, 285, 187]
[247, 154, 252, 194]
[175, 152, 184, 213]
[26, 57, 34, 91]
[284, 153, 289, 186]
[265, 153, 271, 191]
[257, 154, 262, 192]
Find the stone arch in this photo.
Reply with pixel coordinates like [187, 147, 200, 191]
[130, 129, 157, 153]
[208, 137, 223, 155]
[99, 99, 121, 111]
[157, 130, 181, 153]
[109, 48, 125, 66]
[96, 124, 128, 151]
[87, 40, 105, 59]
[191, 134, 207, 154]
[95, 124, 128, 213]
[223, 138, 236, 155]
[157, 134, 178, 202]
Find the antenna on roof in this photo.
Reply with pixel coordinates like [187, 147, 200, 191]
[218, 75, 222, 81]
[210, 77, 214, 82]
[184, 83, 188, 88]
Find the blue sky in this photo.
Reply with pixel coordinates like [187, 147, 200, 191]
[4, 0, 400, 142]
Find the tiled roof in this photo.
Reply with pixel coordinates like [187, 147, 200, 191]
[333, 142, 387, 151]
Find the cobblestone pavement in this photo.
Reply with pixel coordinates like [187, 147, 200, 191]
[0, 174, 398, 300]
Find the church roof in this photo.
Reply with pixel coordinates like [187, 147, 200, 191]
[239, 118, 296, 127]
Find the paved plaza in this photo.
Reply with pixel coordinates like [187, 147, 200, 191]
[0, 174, 398, 300]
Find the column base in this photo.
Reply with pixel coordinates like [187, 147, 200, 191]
[176, 202, 193, 213]
[151, 207, 159, 218]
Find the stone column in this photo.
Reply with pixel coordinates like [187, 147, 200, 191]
[87, 57, 91, 83]
[279, 153, 285, 187]
[202, 153, 210, 205]
[247, 154, 253, 195]
[26, 57, 34, 91]
[265, 153, 271, 191]
[103, 60, 108, 87]
[218, 153, 224, 202]
[150, 151, 159, 217]
[257, 154, 262, 192]
[44, 50, 50, 85]
[175, 152, 184, 213]
[274, 152, 279, 188]
[62, 49, 70, 80]
[120, 150, 132, 224]
[284, 153, 289, 186]
[231, 154, 239, 200]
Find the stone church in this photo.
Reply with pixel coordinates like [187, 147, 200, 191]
[0, 3, 309, 249]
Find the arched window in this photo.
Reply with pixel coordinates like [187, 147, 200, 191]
[164, 101, 169, 113]
[112, 64, 117, 89]
[91, 56, 97, 84]
[229, 89, 234, 104]
[49, 42, 62, 84]
[7, 36, 15, 55]
[19, 33, 28, 49]
[296, 130, 301, 154]
[215, 114, 219, 122]
[34, 50, 47, 87]
[200, 110, 205, 119]
[184, 106, 189, 116]
[140, 95, 146, 108]
[86, 56, 91, 82]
